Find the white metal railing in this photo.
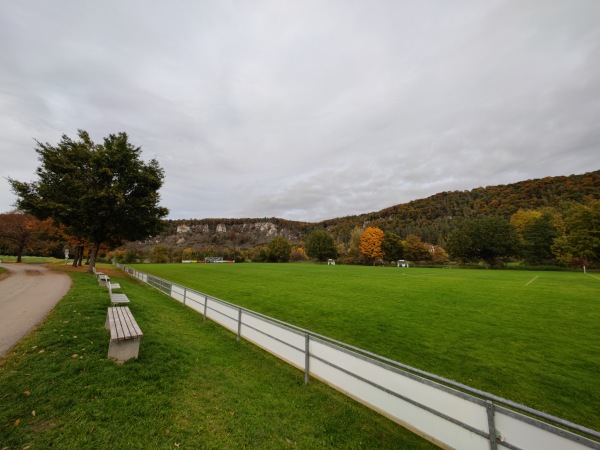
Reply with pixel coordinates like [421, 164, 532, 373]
[114, 263, 600, 450]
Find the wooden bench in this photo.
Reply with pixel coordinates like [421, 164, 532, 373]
[93, 266, 110, 286]
[98, 274, 110, 286]
[106, 306, 143, 363]
[108, 281, 129, 305]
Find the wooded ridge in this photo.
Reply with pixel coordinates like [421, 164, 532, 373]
[154, 169, 599, 249]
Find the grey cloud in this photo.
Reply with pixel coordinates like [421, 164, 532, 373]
[1, 0, 599, 220]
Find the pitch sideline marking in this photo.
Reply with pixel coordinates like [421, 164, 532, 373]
[587, 273, 600, 281]
[525, 276, 539, 286]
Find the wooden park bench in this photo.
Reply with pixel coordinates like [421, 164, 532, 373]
[98, 274, 110, 286]
[106, 306, 143, 363]
[108, 281, 130, 305]
[93, 266, 110, 286]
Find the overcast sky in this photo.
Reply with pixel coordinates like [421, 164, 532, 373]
[1, 1, 599, 222]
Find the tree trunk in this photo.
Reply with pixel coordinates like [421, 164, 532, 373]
[71, 247, 80, 267]
[77, 245, 84, 266]
[87, 242, 100, 273]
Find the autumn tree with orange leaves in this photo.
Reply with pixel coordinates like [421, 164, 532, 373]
[0, 211, 57, 262]
[359, 226, 385, 262]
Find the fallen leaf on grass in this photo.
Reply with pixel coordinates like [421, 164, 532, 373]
[32, 410, 36, 417]
[71, 354, 79, 358]
[14, 418, 20, 426]
[24, 391, 31, 396]
[174, 444, 180, 448]
[38, 349, 45, 354]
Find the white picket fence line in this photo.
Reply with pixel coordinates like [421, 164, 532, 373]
[114, 263, 600, 450]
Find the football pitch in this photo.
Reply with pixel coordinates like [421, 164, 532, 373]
[130, 263, 600, 432]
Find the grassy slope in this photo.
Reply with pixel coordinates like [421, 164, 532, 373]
[0, 266, 436, 449]
[132, 263, 600, 431]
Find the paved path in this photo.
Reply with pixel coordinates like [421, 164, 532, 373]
[0, 263, 71, 357]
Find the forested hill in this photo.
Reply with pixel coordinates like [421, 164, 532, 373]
[161, 170, 599, 249]
[320, 169, 600, 245]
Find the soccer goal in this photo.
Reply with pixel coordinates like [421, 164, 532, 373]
[205, 256, 224, 263]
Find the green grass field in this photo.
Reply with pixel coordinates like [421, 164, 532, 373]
[0, 256, 59, 263]
[131, 263, 600, 432]
[0, 266, 436, 449]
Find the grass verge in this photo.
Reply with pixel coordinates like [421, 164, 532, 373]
[0, 256, 59, 264]
[0, 265, 436, 449]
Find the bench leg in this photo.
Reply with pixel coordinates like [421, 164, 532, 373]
[108, 338, 141, 364]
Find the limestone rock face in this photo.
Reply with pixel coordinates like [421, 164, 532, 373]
[151, 219, 304, 251]
[176, 225, 191, 234]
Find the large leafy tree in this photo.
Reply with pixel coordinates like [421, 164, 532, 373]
[0, 211, 57, 262]
[381, 231, 403, 262]
[305, 229, 337, 262]
[402, 234, 431, 262]
[554, 200, 600, 266]
[345, 226, 365, 264]
[359, 226, 385, 262]
[521, 212, 558, 265]
[9, 130, 169, 272]
[267, 236, 292, 262]
[447, 217, 518, 266]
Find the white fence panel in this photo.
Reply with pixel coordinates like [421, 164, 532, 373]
[170, 284, 185, 303]
[495, 408, 594, 450]
[184, 290, 206, 314]
[205, 298, 239, 332]
[309, 339, 491, 450]
[241, 313, 306, 369]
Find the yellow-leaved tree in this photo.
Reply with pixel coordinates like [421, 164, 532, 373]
[359, 226, 385, 262]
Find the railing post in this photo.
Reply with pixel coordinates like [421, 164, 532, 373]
[237, 308, 242, 341]
[304, 333, 310, 385]
[486, 401, 498, 450]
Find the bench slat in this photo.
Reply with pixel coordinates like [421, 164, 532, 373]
[108, 306, 142, 341]
[117, 306, 143, 338]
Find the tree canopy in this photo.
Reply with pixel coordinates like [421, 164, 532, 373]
[267, 236, 292, 262]
[0, 211, 57, 262]
[359, 227, 385, 262]
[381, 231, 403, 262]
[305, 230, 337, 262]
[9, 130, 168, 272]
[447, 217, 518, 266]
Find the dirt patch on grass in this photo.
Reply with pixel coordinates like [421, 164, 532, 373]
[31, 420, 57, 432]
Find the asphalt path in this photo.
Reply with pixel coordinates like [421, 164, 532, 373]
[0, 263, 71, 357]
